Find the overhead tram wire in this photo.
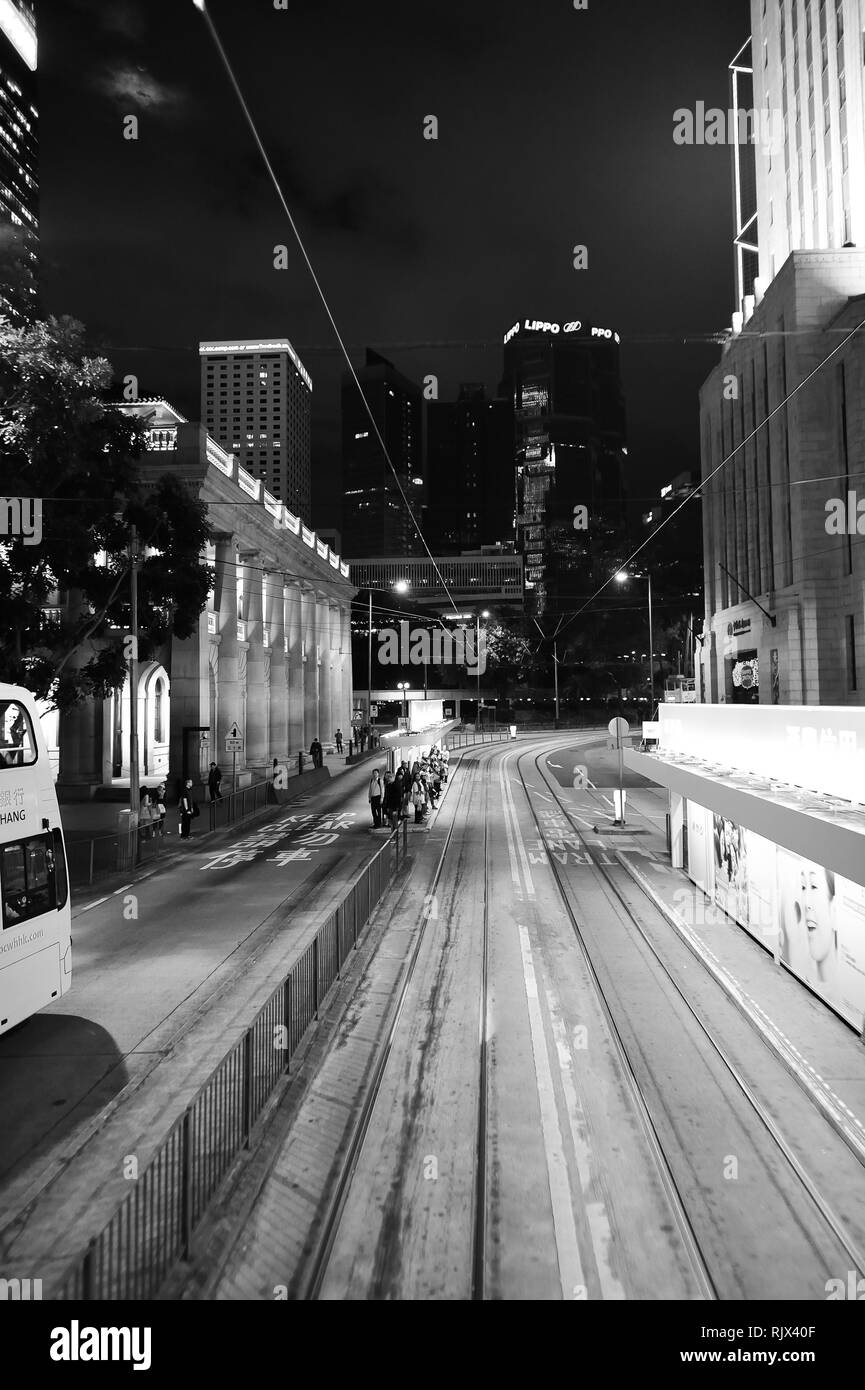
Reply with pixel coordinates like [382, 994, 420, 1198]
[192, 0, 461, 622]
[548, 310, 865, 646]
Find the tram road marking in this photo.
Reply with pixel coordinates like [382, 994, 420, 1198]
[501, 753, 536, 897]
[548, 997, 626, 1300]
[80, 896, 109, 912]
[514, 778, 554, 804]
[498, 756, 523, 893]
[518, 924, 585, 1300]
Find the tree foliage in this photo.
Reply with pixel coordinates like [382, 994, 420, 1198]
[0, 314, 214, 711]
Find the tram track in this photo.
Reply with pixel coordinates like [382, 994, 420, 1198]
[516, 743, 865, 1291]
[303, 754, 486, 1299]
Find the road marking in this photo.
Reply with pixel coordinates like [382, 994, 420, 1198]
[112, 883, 133, 895]
[502, 754, 535, 896]
[498, 757, 522, 892]
[548, 998, 626, 1300]
[518, 925, 585, 1300]
[80, 897, 109, 912]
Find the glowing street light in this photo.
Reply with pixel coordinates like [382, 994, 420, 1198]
[397, 681, 410, 722]
[615, 569, 655, 715]
[394, 579, 409, 594]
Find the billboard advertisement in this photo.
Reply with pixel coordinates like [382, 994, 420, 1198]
[686, 802, 865, 1031]
[711, 814, 777, 947]
[776, 850, 865, 1030]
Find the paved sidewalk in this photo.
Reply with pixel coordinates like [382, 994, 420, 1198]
[610, 788, 865, 1169]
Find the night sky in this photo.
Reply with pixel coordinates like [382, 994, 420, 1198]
[37, 0, 749, 533]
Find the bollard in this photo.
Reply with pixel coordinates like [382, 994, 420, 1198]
[298, 751, 304, 776]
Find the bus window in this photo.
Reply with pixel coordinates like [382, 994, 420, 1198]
[1, 835, 55, 927]
[0, 700, 37, 768]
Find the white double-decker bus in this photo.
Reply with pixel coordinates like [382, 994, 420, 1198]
[0, 684, 71, 1034]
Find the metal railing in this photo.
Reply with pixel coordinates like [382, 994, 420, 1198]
[446, 729, 510, 749]
[64, 780, 274, 889]
[55, 818, 409, 1300]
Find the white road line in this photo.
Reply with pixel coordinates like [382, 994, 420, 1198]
[503, 756, 535, 896]
[112, 883, 133, 895]
[518, 925, 585, 1299]
[80, 897, 109, 912]
[548, 998, 626, 1301]
[498, 755, 522, 892]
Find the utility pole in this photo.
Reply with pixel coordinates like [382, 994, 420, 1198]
[128, 524, 140, 853]
[553, 638, 560, 729]
[367, 590, 372, 727]
[647, 569, 655, 718]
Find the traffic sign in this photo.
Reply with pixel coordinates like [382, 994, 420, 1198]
[608, 717, 630, 740]
[225, 737, 243, 752]
[227, 722, 240, 740]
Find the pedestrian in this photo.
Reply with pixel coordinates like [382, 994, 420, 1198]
[411, 774, 428, 824]
[179, 778, 198, 839]
[207, 762, 222, 801]
[154, 783, 167, 837]
[380, 772, 394, 830]
[138, 786, 153, 841]
[309, 737, 323, 769]
[368, 768, 383, 828]
[335, 727, 344, 754]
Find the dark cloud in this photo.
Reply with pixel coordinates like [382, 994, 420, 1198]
[95, 65, 186, 115]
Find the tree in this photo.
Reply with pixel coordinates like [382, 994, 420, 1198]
[0, 313, 214, 711]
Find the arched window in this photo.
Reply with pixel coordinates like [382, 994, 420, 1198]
[154, 680, 164, 743]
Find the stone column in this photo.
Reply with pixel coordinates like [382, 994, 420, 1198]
[285, 581, 305, 754]
[214, 535, 241, 753]
[317, 595, 333, 744]
[267, 569, 289, 760]
[302, 585, 319, 747]
[240, 551, 268, 772]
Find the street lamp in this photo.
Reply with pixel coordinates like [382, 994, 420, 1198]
[397, 681, 410, 723]
[476, 610, 490, 729]
[615, 569, 655, 716]
[367, 580, 411, 728]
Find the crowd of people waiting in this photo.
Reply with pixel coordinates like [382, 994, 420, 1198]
[367, 745, 450, 829]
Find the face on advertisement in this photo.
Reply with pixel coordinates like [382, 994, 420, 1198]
[795, 865, 836, 974]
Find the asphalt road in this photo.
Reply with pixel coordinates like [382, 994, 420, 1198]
[0, 758, 392, 1217]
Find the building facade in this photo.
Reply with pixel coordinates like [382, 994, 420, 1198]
[56, 400, 354, 797]
[499, 318, 627, 618]
[699, 0, 865, 705]
[0, 0, 37, 323]
[200, 337, 312, 524]
[700, 251, 865, 706]
[425, 385, 514, 554]
[341, 349, 423, 559]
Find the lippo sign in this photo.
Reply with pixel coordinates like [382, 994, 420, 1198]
[503, 320, 620, 345]
[657, 704, 865, 804]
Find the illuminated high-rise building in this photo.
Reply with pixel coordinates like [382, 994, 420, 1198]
[699, 1, 865, 706]
[199, 337, 312, 522]
[733, 0, 865, 317]
[0, 0, 38, 323]
[341, 349, 423, 559]
[499, 318, 627, 618]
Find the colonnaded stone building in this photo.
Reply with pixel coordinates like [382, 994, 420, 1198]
[55, 400, 355, 797]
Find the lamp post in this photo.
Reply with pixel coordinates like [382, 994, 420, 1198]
[128, 524, 140, 857]
[397, 681, 410, 723]
[615, 569, 655, 717]
[477, 610, 489, 729]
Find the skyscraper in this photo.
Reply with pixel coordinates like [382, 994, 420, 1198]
[425, 384, 514, 554]
[341, 349, 423, 558]
[741, 0, 865, 311]
[499, 318, 627, 617]
[698, 0, 865, 706]
[0, 0, 38, 324]
[199, 337, 312, 522]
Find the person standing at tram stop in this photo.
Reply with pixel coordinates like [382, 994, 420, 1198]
[368, 767, 383, 828]
[138, 786, 154, 841]
[410, 773, 428, 824]
[382, 771, 400, 830]
[207, 762, 223, 801]
[309, 737, 323, 769]
[179, 778, 197, 840]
